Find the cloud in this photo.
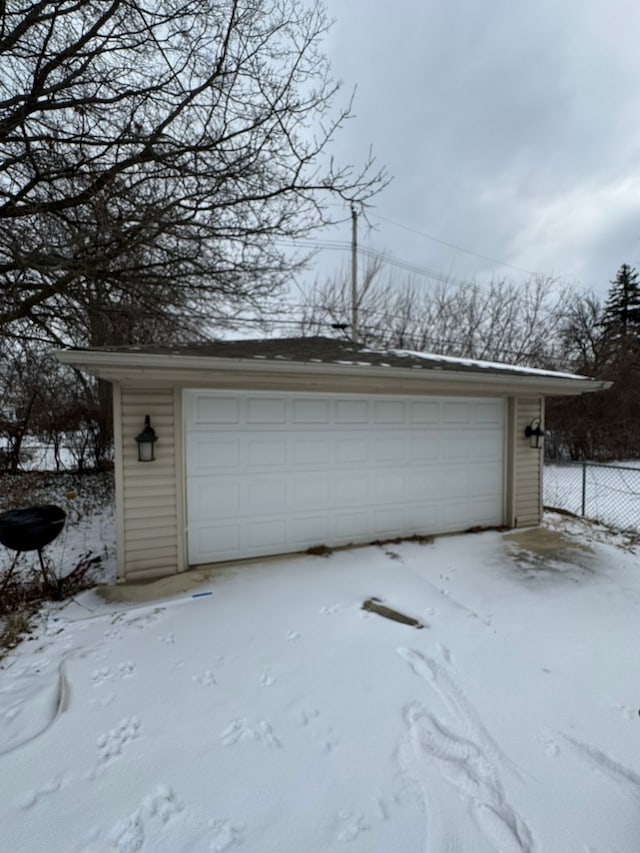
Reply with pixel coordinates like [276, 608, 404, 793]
[317, 0, 640, 294]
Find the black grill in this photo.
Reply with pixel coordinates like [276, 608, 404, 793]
[0, 505, 66, 553]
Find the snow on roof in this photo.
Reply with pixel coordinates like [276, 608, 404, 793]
[385, 348, 587, 380]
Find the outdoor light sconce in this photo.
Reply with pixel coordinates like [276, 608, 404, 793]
[135, 415, 158, 462]
[524, 417, 545, 450]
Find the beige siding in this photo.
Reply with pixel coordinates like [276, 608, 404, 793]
[118, 387, 182, 580]
[513, 397, 543, 527]
[113, 385, 543, 579]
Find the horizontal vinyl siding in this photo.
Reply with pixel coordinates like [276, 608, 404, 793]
[120, 388, 179, 579]
[514, 397, 542, 527]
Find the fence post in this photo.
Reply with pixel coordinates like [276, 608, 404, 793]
[581, 462, 587, 517]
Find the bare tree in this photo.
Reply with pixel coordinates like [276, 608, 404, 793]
[0, 0, 387, 343]
[555, 291, 605, 374]
[299, 265, 565, 366]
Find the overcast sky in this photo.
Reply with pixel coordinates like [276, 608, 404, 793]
[305, 0, 640, 298]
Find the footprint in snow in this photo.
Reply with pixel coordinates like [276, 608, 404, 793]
[336, 811, 369, 843]
[297, 708, 320, 726]
[110, 811, 144, 853]
[437, 643, 454, 665]
[220, 719, 281, 748]
[122, 607, 165, 630]
[193, 670, 217, 687]
[95, 716, 141, 770]
[295, 708, 336, 752]
[158, 632, 176, 645]
[141, 784, 183, 824]
[19, 775, 65, 810]
[90, 692, 116, 710]
[91, 667, 111, 686]
[610, 703, 636, 721]
[104, 627, 124, 641]
[91, 661, 135, 685]
[109, 785, 183, 853]
[208, 818, 244, 851]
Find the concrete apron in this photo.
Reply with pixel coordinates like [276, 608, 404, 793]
[503, 525, 595, 578]
[98, 525, 594, 605]
[96, 552, 301, 604]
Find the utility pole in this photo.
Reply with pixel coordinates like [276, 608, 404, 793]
[351, 203, 358, 343]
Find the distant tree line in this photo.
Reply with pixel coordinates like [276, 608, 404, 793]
[545, 264, 640, 461]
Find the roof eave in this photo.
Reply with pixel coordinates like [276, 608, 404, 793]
[53, 349, 610, 396]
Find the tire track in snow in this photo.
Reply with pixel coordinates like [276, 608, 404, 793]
[398, 647, 537, 853]
[558, 732, 640, 799]
[0, 650, 78, 757]
[398, 647, 519, 775]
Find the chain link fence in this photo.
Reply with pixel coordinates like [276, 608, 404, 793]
[544, 461, 640, 533]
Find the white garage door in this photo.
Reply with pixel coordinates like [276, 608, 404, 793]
[184, 390, 505, 565]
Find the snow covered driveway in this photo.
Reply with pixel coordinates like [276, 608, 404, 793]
[2, 515, 640, 852]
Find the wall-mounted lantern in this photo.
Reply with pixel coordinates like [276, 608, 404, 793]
[135, 415, 157, 462]
[524, 417, 545, 450]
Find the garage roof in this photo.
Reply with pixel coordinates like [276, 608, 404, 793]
[55, 336, 610, 396]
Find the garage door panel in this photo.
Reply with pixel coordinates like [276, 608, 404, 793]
[193, 523, 240, 559]
[475, 401, 504, 424]
[374, 438, 406, 462]
[247, 439, 286, 466]
[373, 472, 406, 501]
[333, 511, 369, 539]
[334, 439, 368, 464]
[247, 480, 287, 512]
[246, 397, 286, 423]
[292, 399, 330, 423]
[291, 478, 330, 508]
[292, 438, 330, 465]
[443, 465, 468, 494]
[443, 435, 472, 459]
[442, 500, 477, 528]
[474, 432, 503, 459]
[191, 395, 240, 424]
[191, 437, 239, 470]
[290, 515, 330, 545]
[335, 399, 368, 422]
[247, 519, 287, 549]
[405, 503, 441, 530]
[372, 507, 405, 535]
[410, 436, 439, 460]
[443, 401, 471, 423]
[185, 391, 505, 564]
[188, 479, 240, 517]
[467, 463, 503, 496]
[331, 475, 369, 505]
[374, 400, 405, 423]
[410, 401, 440, 423]
[408, 469, 443, 500]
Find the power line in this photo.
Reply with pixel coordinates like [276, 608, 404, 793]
[373, 214, 541, 278]
[278, 239, 457, 285]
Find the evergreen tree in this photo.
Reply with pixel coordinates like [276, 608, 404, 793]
[602, 264, 640, 337]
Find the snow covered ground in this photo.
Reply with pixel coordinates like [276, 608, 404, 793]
[2, 512, 640, 852]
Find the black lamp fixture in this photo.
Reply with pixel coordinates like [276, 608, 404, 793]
[524, 417, 545, 449]
[135, 415, 158, 462]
